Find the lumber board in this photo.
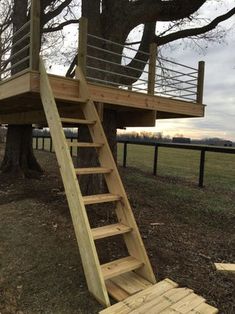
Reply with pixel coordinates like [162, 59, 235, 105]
[39, 58, 110, 307]
[67, 142, 103, 148]
[190, 302, 219, 314]
[92, 223, 132, 240]
[214, 263, 235, 273]
[83, 193, 121, 205]
[75, 167, 112, 175]
[105, 280, 130, 302]
[101, 257, 144, 280]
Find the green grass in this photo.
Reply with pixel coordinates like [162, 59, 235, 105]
[117, 143, 235, 192]
[33, 138, 235, 192]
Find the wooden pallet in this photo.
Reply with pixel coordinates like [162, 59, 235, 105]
[39, 58, 156, 307]
[99, 277, 218, 314]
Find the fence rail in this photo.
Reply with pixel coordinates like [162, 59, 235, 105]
[32, 135, 235, 188]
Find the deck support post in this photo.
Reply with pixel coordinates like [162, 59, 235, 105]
[199, 149, 206, 188]
[148, 43, 157, 95]
[78, 17, 88, 75]
[30, 0, 41, 71]
[197, 61, 205, 104]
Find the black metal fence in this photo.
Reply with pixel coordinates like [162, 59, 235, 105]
[32, 135, 235, 188]
[118, 140, 235, 187]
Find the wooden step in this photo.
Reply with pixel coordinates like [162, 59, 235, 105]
[67, 142, 103, 148]
[92, 223, 132, 240]
[83, 193, 121, 205]
[106, 271, 152, 301]
[101, 257, 144, 280]
[57, 95, 88, 104]
[75, 167, 112, 175]
[61, 117, 96, 125]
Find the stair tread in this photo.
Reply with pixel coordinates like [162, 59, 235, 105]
[92, 223, 132, 240]
[75, 167, 112, 175]
[83, 193, 121, 205]
[61, 117, 96, 125]
[67, 142, 103, 148]
[57, 96, 88, 104]
[101, 256, 144, 280]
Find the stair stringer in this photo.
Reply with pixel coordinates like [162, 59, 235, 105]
[39, 58, 110, 307]
[76, 67, 156, 285]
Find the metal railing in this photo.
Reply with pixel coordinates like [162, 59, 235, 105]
[77, 17, 205, 103]
[0, 0, 40, 81]
[0, 5, 205, 104]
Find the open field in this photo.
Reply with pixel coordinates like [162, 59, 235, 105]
[34, 138, 235, 191]
[0, 144, 234, 313]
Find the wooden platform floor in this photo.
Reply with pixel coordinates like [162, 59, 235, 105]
[0, 71, 205, 126]
[100, 273, 218, 314]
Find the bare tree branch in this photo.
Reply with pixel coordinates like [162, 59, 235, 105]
[155, 7, 235, 46]
[43, 19, 79, 33]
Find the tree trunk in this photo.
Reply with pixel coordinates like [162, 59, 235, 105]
[77, 108, 117, 195]
[0, 125, 43, 178]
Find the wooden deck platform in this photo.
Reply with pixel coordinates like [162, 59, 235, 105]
[100, 274, 218, 314]
[0, 71, 205, 127]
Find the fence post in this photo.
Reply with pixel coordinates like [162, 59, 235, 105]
[70, 138, 73, 156]
[36, 136, 38, 149]
[153, 144, 158, 176]
[123, 142, 128, 168]
[148, 43, 157, 95]
[30, 0, 41, 71]
[199, 149, 206, 187]
[78, 17, 88, 75]
[42, 137, 45, 150]
[50, 137, 52, 152]
[197, 61, 205, 104]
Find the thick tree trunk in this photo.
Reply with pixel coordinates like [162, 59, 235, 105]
[78, 108, 117, 195]
[0, 125, 43, 178]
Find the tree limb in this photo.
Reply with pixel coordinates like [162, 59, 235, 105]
[155, 7, 235, 46]
[43, 19, 79, 33]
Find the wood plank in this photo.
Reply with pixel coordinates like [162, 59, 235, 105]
[110, 272, 151, 295]
[75, 167, 112, 175]
[83, 193, 121, 205]
[61, 117, 95, 125]
[99, 279, 178, 314]
[214, 263, 235, 273]
[101, 257, 144, 280]
[136, 288, 193, 314]
[190, 302, 219, 314]
[161, 292, 205, 313]
[105, 280, 130, 302]
[30, 0, 40, 71]
[67, 142, 103, 148]
[92, 223, 132, 240]
[39, 58, 110, 307]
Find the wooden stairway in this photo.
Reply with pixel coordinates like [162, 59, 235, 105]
[39, 58, 156, 307]
[39, 59, 218, 313]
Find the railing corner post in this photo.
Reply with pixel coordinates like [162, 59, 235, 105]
[197, 61, 205, 104]
[30, 0, 41, 71]
[78, 17, 88, 75]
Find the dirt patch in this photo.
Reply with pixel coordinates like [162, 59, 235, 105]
[0, 147, 234, 313]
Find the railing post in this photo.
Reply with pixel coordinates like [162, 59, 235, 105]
[197, 61, 205, 104]
[199, 148, 206, 187]
[30, 0, 41, 71]
[148, 43, 157, 95]
[153, 144, 158, 176]
[78, 17, 88, 75]
[123, 142, 128, 168]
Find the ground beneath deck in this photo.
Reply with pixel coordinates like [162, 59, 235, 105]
[0, 145, 234, 314]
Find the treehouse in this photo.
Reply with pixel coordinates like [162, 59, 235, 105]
[0, 1, 218, 313]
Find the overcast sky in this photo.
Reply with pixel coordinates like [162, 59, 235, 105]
[127, 1, 235, 141]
